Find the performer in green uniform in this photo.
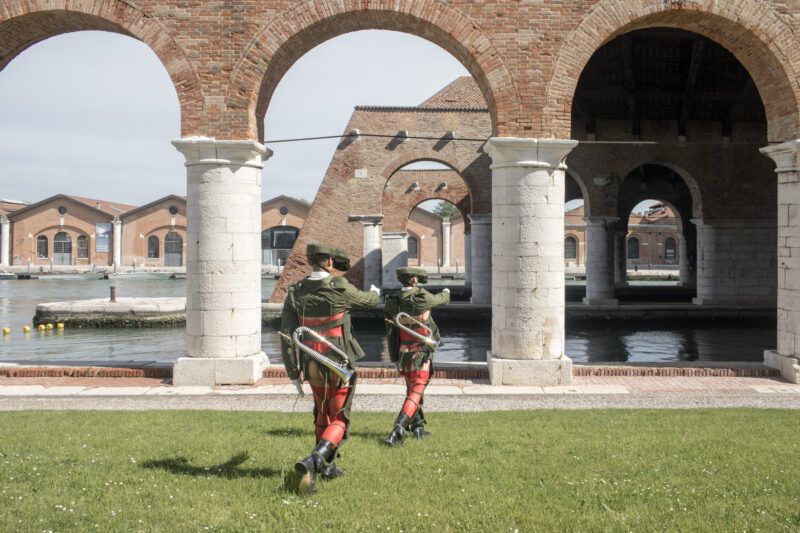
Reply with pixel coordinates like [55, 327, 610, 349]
[281, 243, 380, 494]
[383, 267, 450, 446]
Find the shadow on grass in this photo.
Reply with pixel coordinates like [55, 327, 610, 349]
[142, 452, 281, 479]
[264, 427, 308, 438]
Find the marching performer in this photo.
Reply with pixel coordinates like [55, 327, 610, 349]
[281, 243, 380, 494]
[383, 267, 450, 446]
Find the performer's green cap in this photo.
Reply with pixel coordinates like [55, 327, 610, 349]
[306, 243, 350, 271]
[396, 266, 428, 285]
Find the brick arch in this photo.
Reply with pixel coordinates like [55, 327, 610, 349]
[543, 0, 800, 142]
[226, 0, 520, 140]
[0, 1, 203, 134]
[565, 170, 591, 216]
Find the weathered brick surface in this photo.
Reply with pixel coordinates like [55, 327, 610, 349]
[2, 1, 798, 141]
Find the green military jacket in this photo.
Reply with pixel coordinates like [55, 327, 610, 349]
[384, 286, 450, 367]
[281, 274, 379, 380]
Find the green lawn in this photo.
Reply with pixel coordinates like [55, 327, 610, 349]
[1, 410, 798, 531]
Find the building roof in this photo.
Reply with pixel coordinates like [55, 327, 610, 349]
[262, 195, 310, 208]
[7, 194, 132, 220]
[120, 195, 186, 220]
[354, 77, 488, 113]
[0, 199, 27, 216]
[419, 76, 487, 110]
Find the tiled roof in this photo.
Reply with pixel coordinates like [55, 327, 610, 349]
[419, 77, 487, 110]
[0, 200, 27, 216]
[66, 195, 137, 217]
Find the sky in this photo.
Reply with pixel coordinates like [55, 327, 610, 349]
[0, 30, 469, 206]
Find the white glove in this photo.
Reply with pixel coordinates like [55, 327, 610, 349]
[369, 284, 381, 295]
[291, 378, 304, 397]
[442, 288, 450, 294]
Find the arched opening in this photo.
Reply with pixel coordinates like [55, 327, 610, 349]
[53, 232, 72, 266]
[147, 236, 160, 259]
[564, 236, 578, 262]
[76, 235, 89, 261]
[36, 235, 47, 259]
[408, 199, 464, 270]
[262, 226, 300, 268]
[164, 232, 183, 267]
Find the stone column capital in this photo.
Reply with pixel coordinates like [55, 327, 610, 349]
[112, 216, 121, 225]
[441, 218, 451, 227]
[583, 216, 619, 227]
[348, 214, 384, 225]
[382, 231, 408, 240]
[760, 139, 800, 173]
[485, 137, 578, 170]
[172, 137, 272, 169]
[0, 215, 8, 224]
[467, 213, 492, 225]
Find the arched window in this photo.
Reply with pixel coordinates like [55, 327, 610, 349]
[627, 236, 640, 260]
[164, 232, 183, 267]
[564, 236, 577, 260]
[76, 235, 89, 259]
[407, 236, 419, 260]
[664, 237, 677, 263]
[53, 232, 72, 265]
[36, 235, 48, 258]
[148, 236, 160, 258]
[262, 226, 300, 266]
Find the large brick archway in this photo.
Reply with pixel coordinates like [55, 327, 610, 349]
[543, 0, 800, 142]
[0, 1, 203, 132]
[226, 0, 520, 141]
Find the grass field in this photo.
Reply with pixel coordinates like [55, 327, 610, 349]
[1, 410, 798, 531]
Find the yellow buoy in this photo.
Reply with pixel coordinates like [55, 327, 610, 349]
[2, 327, 10, 336]
[22, 325, 30, 333]
[45, 323, 54, 330]
[56, 323, 65, 329]
[37, 324, 46, 332]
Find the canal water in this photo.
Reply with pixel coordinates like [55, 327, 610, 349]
[0, 277, 775, 366]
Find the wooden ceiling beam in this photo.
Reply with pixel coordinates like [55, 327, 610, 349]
[679, 38, 706, 136]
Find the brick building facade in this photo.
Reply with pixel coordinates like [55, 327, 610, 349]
[2, 0, 800, 384]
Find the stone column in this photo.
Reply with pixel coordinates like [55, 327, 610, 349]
[112, 217, 122, 271]
[583, 216, 619, 306]
[172, 137, 271, 386]
[467, 214, 491, 304]
[760, 140, 800, 383]
[0, 216, 9, 267]
[464, 231, 472, 290]
[678, 235, 691, 287]
[484, 138, 578, 385]
[613, 230, 627, 288]
[349, 214, 383, 290]
[692, 218, 776, 306]
[441, 218, 451, 268]
[381, 232, 408, 289]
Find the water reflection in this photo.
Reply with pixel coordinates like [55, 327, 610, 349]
[0, 278, 775, 366]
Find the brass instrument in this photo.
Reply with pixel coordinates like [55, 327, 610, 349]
[283, 327, 355, 383]
[391, 312, 439, 348]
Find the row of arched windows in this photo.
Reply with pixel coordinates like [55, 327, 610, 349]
[564, 236, 678, 261]
[36, 233, 89, 261]
[147, 233, 184, 266]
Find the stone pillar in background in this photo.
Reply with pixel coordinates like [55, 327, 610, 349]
[678, 235, 691, 287]
[692, 218, 776, 306]
[464, 231, 472, 291]
[441, 218, 451, 268]
[172, 137, 271, 386]
[613, 230, 627, 288]
[0, 216, 9, 267]
[484, 138, 577, 385]
[467, 214, 491, 304]
[358, 215, 383, 290]
[760, 140, 800, 383]
[112, 217, 122, 271]
[381, 232, 408, 289]
[583, 216, 619, 306]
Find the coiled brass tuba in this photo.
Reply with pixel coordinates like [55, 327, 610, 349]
[394, 312, 439, 348]
[292, 326, 355, 383]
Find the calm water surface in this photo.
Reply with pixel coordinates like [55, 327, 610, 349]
[0, 278, 774, 365]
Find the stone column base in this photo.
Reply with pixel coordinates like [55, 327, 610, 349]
[486, 352, 573, 386]
[692, 297, 774, 306]
[582, 297, 619, 307]
[173, 353, 269, 386]
[764, 350, 800, 384]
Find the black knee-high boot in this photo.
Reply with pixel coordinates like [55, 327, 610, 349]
[295, 439, 336, 494]
[409, 408, 430, 439]
[384, 412, 411, 447]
